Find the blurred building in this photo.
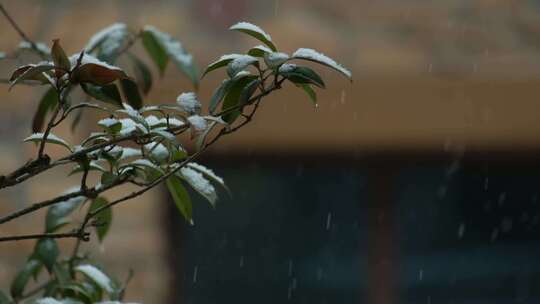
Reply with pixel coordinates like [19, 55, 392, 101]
[1, 0, 540, 303]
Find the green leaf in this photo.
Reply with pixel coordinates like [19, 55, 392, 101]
[299, 84, 317, 105]
[141, 28, 169, 75]
[91, 24, 129, 62]
[128, 53, 153, 95]
[10, 259, 41, 298]
[226, 55, 258, 78]
[292, 48, 352, 81]
[46, 193, 86, 232]
[98, 118, 122, 135]
[202, 54, 242, 78]
[209, 79, 232, 114]
[142, 26, 199, 87]
[280, 65, 325, 88]
[0, 290, 11, 304]
[119, 78, 143, 109]
[187, 162, 229, 193]
[166, 175, 193, 225]
[81, 83, 122, 107]
[238, 78, 261, 107]
[86, 23, 128, 56]
[51, 39, 71, 77]
[221, 74, 258, 124]
[74, 264, 115, 295]
[89, 197, 113, 242]
[100, 172, 117, 187]
[59, 282, 94, 303]
[177, 167, 218, 207]
[32, 88, 59, 133]
[23, 132, 72, 152]
[34, 238, 59, 272]
[229, 22, 277, 51]
[247, 45, 273, 57]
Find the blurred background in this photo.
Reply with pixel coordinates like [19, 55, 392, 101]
[1, 0, 540, 303]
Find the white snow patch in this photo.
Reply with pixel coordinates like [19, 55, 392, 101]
[18, 41, 51, 54]
[119, 147, 141, 160]
[187, 115, 208, 132]
[265, 52, 289, 67]
[144, 26, 193, 66]
[69, 53, 122, 71]
[230, 22, 273, 42]
[75, 264, 114, 294]
[177, 92, 201, 115]
[187, 162, 225, 186]
[144, 142, 169, 162]
[228, 55, 258, 76]
[98, 117, 120, 128]
[278, 63, 296, 73]
[180, 166, 217, 205]
[292, 48, 352, 79]
[85, 23, 127, 53]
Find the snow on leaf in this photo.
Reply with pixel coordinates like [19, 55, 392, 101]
[202, 54, 243, 77]
[119, 147, 141, 160]
[179, 166, 218, 206]
[118, 118, 145, 136]
[127, 159, 163, 173]
[75, 264, 115, 294]
[264, 52, 289, 68]
[187, 115, 208, 138]
[229, 22, 277, 51]
[279, 63, 296, 74]
[187, 162, 228, 192]
[247, 45, 273, 57]
[85, 23, 128, 55]
[176, 92, 201, 115]
[69, 53, 123, 72]
[144, 142, 169, 163]
[9, 63, 55, 89]
[23, 132, 72, 152]
[292, 48, 352, 80]
[158, 117, 184, 128]
[18, 41, 51, 56]
[35, 298, 65, 304]
[46, 189, 86, 232]
[143, 26, 198, 86]
[227, 55, 258, 78]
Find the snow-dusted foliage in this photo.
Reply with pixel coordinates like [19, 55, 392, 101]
[292, 48, 352, 79]
[264, 52, 289, 68]
[143, 26, 193, 67]
[75, 264, 115, 294]
[1, 17, 351, 304]
[85, 23, 128, 54]
[179, 166, 217, 206]
[177, 92, 201, 115]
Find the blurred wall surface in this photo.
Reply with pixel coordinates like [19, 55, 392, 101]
[1, 0, 540, 303]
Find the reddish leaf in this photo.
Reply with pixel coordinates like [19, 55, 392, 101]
[72, 64, 126, 85]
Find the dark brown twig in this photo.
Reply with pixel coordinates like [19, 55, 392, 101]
[0, 231, 89, 242]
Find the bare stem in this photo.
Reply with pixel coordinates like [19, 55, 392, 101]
[0, 231, 89, 242]
[0, 4, 47, 60]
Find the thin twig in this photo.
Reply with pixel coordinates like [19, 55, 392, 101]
[0, 231, 89, 242]
[0, 4, 47, 60]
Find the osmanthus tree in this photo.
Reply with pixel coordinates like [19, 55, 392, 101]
[0, 5, 351, 304]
